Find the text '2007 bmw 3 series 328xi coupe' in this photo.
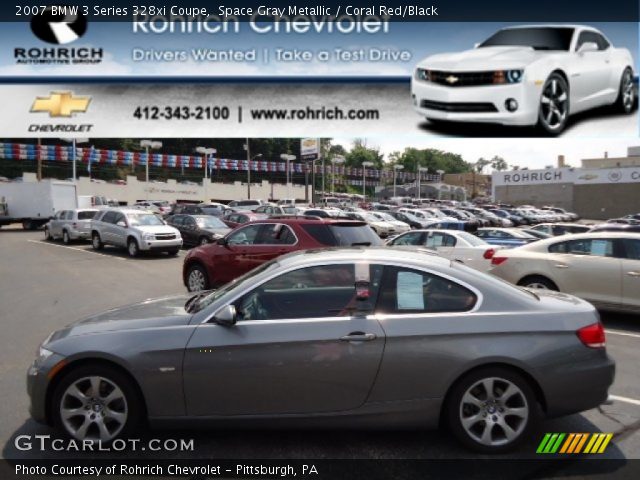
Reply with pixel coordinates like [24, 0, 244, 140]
[412, 25, 635, 135]
[27, 248, 614, 453]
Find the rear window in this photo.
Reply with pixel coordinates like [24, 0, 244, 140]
[77, 211, 97, 220]
[302, 224, 382, 247]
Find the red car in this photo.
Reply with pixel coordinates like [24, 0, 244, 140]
[222, 210, 268, 229]
[183, 217, 382, 291]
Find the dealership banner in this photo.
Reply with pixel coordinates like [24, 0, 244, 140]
[493, 166, 640, 186]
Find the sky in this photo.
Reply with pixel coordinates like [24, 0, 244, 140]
[333, 137, 640, 170]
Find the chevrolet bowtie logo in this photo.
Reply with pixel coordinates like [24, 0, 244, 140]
[31, 92, 90, 117]
[445, 75, 459, 84]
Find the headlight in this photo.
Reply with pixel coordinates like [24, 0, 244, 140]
[493, 69, 524, 84]
[143, 233, 154, 241]
[415, 68, 430, 82]
[38, 347, 54, 361]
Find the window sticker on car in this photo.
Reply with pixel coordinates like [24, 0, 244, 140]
[397, 271, 425, 310]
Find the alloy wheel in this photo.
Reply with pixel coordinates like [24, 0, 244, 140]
[540, 78, 568, 131]
[128, 240, 138, 257]
[622, 70, 634, 111]
[200, 237, 209, 246]
[525, 282, 549, 289]
[59, 376, 128, 442]
[188, 268, 206, 291]
[459, 377, 529, 447]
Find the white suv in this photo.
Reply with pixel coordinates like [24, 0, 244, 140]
[91, 208, 182, 257]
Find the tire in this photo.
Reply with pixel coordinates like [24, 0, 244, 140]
[52, 364, 142, 444]
[91, 232, 104, 250]
[127, 238, 139, 258]
[22, 220, 35, 231]
[167, 248, 179, 256]
[62, 230, 70, 245]
[614, 67, 635, 114]
[537, 73, 570, 136]
[198, 236, 209, 246]
[517, 275, 558, 291]
[44, 227, 52, 241]
[447, 367, 541, 453]
[186, 263, 209, 292]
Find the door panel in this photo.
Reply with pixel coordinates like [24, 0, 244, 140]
[547, 254, 621, 305]
[183, 316, 384, 416]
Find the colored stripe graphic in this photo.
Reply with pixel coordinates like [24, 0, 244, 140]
[538, 433, 613, 454]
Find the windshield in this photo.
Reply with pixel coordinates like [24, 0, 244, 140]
[282, 206, 297, 214]
[126, 213, 164, 226]
[196, 216, 227, 229]
[479, 27, 574, 51]
[190, 260, 281, 313]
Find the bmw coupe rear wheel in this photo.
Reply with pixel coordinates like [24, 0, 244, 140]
[448, 368, 539, 453]
[538, 74, 569, 135]
[53, 365, 141, 444]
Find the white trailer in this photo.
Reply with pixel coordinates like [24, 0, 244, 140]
[0, 181, 78, 229]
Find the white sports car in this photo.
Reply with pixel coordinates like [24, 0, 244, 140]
[412, 25, 636, 135]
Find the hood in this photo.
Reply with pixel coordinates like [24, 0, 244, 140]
[133, 224, 180, 234]
[418, 46, 544, 70]
[47, 294, 193, 340]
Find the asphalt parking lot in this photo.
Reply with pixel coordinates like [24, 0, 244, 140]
[1, 227, 639, 461]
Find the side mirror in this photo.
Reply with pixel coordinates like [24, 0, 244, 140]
[212, 304, 237, 326]
[578, 42, 598, 54]
[116, 221, 127, 228]
[216, 237, 227, 246]
[474, 42, 480, 48]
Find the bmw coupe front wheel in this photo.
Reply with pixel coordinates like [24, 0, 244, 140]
[537, 73, 570, 136]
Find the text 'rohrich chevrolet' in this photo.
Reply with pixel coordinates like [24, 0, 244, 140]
[412, 25, 635, 134]
[27, 248, 614, 453]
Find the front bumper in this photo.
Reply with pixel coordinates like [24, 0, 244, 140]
[411, 77, 541, 126]
[27, 352, 67, 425]
[139, 238, 182, 251]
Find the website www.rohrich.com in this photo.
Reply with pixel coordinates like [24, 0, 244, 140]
[249, 105, 380, 121]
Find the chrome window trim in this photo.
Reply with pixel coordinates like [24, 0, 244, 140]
[202, 259, 483, 324]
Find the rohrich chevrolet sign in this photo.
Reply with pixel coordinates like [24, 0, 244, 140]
[493, 167, 640, 186]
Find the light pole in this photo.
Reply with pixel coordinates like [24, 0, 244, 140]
[196, 146, 216, 203]
[243, 140, 262, 200]
[61, 138, 88, 184]
[140, 140, 162, 201]
[330, 156, 345, 197]
[280, 154, 296, 199]
[361, 161, 374, 201]
[393, 164, 404, 198]
[417, 166, 429, 201]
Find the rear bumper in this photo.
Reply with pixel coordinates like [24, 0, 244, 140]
[539, 352, 615, 418]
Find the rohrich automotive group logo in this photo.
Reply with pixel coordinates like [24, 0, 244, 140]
[30, 6, 87, 44]
[14, 5, 102, 65]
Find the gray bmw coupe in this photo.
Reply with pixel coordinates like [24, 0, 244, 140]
[27, 248, 614, 453]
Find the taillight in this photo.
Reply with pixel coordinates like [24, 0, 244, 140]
[577, 323, 606, 348]
[483, 248, 496, 260]
[491, 256, 508, 266]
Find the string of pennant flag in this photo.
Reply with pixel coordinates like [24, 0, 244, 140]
[0, 142, 440, 182]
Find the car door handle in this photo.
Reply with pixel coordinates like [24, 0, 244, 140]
[627, 271, 640, 277]
[554, 264, 569, 269]
[340, 332, 376, 342]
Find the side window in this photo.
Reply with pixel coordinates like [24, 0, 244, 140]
[101, 211, 117, 224]
[238, 215, 248, 224]
[576, 31, 606, 51]
[391, 231, 424, 246]
[171, 215, 184, 227]
[113, 213, 126, 226]
[553, 239, 614, 257]
[548, 241, 569, 254]
[227, 225, 263, 245]
[234, 264, 383, 321]
[376, 266, 476, 314]
[623, 239, 640, 260]
[184, 216, 197, 227]
[594, 33, 610, 50]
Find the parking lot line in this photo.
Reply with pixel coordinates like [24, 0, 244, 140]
[27, 239, 126, 260]
[606, 330, 640, 340]
[610, 395, 640, 407]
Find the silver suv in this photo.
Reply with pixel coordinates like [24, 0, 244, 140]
[91, 208, 182, 257]
[45, 209, 99, 244]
